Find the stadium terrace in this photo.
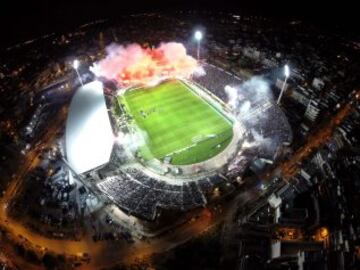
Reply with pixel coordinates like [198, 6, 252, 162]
[66, 41, 291, 230]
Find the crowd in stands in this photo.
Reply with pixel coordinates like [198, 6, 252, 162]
[80, 60, 293, 221]
[195, 63, 292, 159]
[193, 63, 241, 102]
[95, 64, 292, 220]
[96, 167, 229, 220]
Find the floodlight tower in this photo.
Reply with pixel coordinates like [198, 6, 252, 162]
[73, 59, 83, 86]
[277, 64, 290, 105]
[194, 30, 203, 61]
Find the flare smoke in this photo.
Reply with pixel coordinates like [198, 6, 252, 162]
[91, 42, 203, 87]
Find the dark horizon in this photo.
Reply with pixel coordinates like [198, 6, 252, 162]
[1, 0, 359, 49]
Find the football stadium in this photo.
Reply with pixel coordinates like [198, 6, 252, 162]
[65, 41, 292, 223]
[119, 79, 233, 165]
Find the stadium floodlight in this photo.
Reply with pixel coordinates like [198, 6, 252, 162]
[72, 59, 83, 86]
[284, 64, 290, 78]
[195, 30, 203, 41]
[73, 59, 79, 69]
[277, 64, 290, 105]
[194, 30, 203, 60]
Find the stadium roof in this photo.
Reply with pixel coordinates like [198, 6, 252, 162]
[65, 81, 114, 174]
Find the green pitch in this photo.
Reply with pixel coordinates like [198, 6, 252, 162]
[119, 80, 233, 165]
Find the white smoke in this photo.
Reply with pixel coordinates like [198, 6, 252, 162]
[224, 85, 239, 108]
[193, 66, 206, 77]
[251, 129, 272, 150]
[226, 77, 276, 154]
[239, 100, 251, 116]
[225, 76, 274, 125]
[225, 76, 272, 112]
[242, 129, 272, 153]
[116, 129, 149, 153]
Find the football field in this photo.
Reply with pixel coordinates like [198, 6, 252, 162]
[120, 80, 233, 165]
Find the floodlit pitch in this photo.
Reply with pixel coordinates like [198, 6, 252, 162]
[120, 80, 233, 165]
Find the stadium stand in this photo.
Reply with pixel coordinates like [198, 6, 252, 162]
[97, 167, 208, 220]
[195, 63, 292, 159]
[93, 63, 291, 220]
[193, 63, 241, 102]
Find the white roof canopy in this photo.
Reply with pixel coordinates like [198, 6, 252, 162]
[66, 81, 114, 174]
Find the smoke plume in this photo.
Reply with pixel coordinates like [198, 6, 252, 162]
[225, 76, 277, 156]
[225, 76, 273, 125]
[91, 42, 203, 87]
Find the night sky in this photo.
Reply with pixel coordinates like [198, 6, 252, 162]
[0, 0, 358, 49]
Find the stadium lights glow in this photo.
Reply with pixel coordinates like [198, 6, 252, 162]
[194, 30, 203, 60]
[195, 30, 203, 41]
[73, 59, 79, 69]
[284, 64, 290, 78]
[277, 65, 291, 105]
[72, 59, 83, 86]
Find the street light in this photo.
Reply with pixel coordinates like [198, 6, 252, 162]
[277, 64, 290, 105]
[194, 30, 203, 61]
[72, 59, 83, 86]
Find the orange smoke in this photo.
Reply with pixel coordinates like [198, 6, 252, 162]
[91, 42, 201, 87]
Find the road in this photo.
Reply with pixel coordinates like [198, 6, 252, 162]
[261, 90, 360, 183]
[280, 92, 359, 180]
[0, 107, 225, 268]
